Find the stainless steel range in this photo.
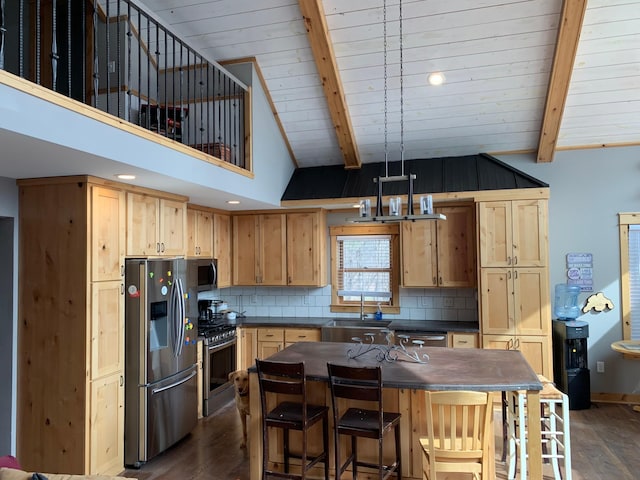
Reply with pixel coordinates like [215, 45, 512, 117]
[198, 320, 237, 416]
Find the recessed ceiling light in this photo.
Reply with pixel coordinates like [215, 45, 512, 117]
[227, 200, 241, 205]
[116, 174, 136, 180]
[427, 72, 445, 86]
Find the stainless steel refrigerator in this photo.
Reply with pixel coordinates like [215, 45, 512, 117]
[124, 258, 198, 468]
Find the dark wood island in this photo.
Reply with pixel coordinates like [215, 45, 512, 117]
[249, 342, 544, 479]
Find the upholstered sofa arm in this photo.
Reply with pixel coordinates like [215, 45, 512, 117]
[0, 468, 132, 480]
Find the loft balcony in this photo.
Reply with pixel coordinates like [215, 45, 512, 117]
[0, 0, 250, 172]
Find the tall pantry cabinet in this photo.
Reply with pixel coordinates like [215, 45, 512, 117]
[477, 199, 552, 378]
[17, 177, 125, 475]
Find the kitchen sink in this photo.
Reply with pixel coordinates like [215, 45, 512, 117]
[325, 319, 392, 328]
[321, 319, 393, 344]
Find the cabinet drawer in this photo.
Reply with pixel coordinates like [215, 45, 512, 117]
[285, 328, 321, 343]
[258, 328, 284, 342]
[449, 332, 478, 349]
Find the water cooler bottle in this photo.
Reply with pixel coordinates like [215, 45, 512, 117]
[552, 284, 591, 410]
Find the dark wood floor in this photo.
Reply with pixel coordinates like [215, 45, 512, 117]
[120, 401, 640, 480]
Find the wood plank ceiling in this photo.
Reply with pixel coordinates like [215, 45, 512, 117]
[147, 0, 640, 168]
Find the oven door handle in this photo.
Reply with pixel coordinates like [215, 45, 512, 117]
[207, 336, 237, 354]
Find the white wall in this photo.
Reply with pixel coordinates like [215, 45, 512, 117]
[498, 147, 640, 395]
[0, 177, 18, 455]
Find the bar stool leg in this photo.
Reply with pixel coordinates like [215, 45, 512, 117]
[507, 391, 517, 479]
[548, 399, 562, 480]
[562, 392, 572, 480]
[518, 392, 527, 480]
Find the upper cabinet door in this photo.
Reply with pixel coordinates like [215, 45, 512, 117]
[214, 213, 232, 288]
[126, 192, 159, 256]
[437, 205, 476, 287]
[478, 200, 547, 268]
[159, 199, 187, 256]
[91, 186, 124, 282]
[259, 214, 287, 286]
[478, 200, 512, 267]
[401, 221, 437, 287]
[233, 215, 259, 285]
[512, 200, 547, 267]
[286, 211, 326, 286]
[186, 209, 213, 257]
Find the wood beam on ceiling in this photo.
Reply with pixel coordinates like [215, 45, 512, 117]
[537, 0, 588, 163]
[298, 0, 361, 169]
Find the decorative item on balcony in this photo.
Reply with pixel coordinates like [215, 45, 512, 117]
[348, 0, 445, 224]
[347, 330, 430, 364]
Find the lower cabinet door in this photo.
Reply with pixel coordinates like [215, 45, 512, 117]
[90, 372, 124, 475]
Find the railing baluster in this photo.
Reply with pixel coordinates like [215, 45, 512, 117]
[146, 14, 150, 128]
[36, 0, 40, 84]
[153, 22, 160, 133]
[163, 28, 167, 136]
[116, 0, 121, 118]
[199, 54, 204, 147]
[82, 0, 86, 103]
[92, 0, 98, 108]
[19, 0, 24, 77]
[105, 0, 109, 113]
[137, 4, 141, 126]
[186, 47, 191, 147]
[127, 1, 132, 123]
[171, 35, 175, 141]
[206, 63, 210, 149]
[51, 0, 57, 90]
[0, 0, 6, 70]
[67, 0, 71, 96]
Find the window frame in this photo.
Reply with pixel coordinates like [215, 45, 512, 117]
[330, 224, 400, 314]
[618, 212, 640, 340]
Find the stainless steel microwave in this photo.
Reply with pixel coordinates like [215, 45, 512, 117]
[188, 258, 217, 291]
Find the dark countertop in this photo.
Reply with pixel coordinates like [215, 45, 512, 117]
[233, 317, 479, 333]
[261, 342, 541, 392]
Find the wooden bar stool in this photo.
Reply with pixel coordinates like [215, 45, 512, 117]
[256, 359, 330, 480]
[507, 375, 572, 480]
[327, 363, 401, 480]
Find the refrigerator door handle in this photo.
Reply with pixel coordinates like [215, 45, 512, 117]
[170, 277, 184, 357]
[151, 369, 197, 395]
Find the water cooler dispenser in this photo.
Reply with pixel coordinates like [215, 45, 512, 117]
[552, 284, 591, 410]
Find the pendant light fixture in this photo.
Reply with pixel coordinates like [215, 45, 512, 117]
[349, 0, 445, 223]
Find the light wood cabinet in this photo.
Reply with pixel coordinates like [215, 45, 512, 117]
[213, 213, 232, 288]
[18, 178, 125, 475]
[286, 211, 327, 286]
[236, 326, 321, 370]
[257, 328, 285, 359]
[284, 328, 321, 347]
[478, 198, 551, 378]
[480, 267, 550, 336]
[237, 327, 258, 371]
[401, 205, 475, 288]
[233, 214, 287, 285]
[127, 192, 187, 256]
[89, 372, 124, 475]
[482, 334, 550, 377]
[478, 200, 547, 268]
[186, 207, 213, 257]
[449, 332, 478, 348]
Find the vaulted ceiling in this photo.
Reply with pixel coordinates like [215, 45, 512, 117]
[145, 0, 640, 169]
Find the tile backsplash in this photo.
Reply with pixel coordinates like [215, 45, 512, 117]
[199, 286, 478, 323]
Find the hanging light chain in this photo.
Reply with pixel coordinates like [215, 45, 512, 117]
[383, 0, 388, 178]
[399, 0, 404, 176]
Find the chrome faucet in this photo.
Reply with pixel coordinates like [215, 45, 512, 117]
[360, 293, 368, 320]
